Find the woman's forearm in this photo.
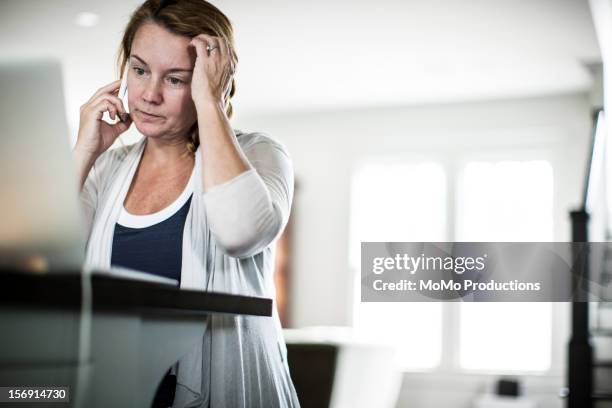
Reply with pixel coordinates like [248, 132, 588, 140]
[196, 101, 251, 191]
[72, 147, 98, 190]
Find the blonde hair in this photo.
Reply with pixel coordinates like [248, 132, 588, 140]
[117, 0, 238, 153]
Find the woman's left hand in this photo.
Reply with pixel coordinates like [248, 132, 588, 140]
[190, 34, 235, 111]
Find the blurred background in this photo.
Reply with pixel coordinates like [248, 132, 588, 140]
[0, 0, 608, 407]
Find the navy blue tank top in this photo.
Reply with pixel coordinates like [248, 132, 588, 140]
[111, 195, 193, 285]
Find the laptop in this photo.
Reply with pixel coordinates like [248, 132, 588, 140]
[0, 58, 177, 285]
[0, 58, 85, 271]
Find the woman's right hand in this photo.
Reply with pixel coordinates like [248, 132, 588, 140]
[74, 79, 132, 159]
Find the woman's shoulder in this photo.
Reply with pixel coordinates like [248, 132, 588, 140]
[234, 129, 290, 156]
[102, 140, 140, 162]
[92, 140, 142, 180]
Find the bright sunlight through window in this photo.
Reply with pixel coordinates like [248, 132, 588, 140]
[350, 157, 554, 372]
[350, 161, 446, 369]
[457, 160, 553, 372]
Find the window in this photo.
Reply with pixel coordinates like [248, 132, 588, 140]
[350, 161, 446, 369]
[456, 160, 553, 242]
[459, 302, 552, 372]
[456, 159, 553, 372]
[350, 156, 554, 372]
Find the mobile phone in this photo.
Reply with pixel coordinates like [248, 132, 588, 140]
[117, 67, 130, 122]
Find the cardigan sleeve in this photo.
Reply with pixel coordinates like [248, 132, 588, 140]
[77, 146, 125, 239]
[202, 135, 294, 258]
[79, 164, 99, 239]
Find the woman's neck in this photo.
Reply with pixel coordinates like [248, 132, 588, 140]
[142, 136, 194, 170]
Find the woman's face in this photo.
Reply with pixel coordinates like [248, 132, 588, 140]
[127, 22, 197, 140]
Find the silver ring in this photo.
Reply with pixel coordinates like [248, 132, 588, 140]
[206, 44, 219, 52]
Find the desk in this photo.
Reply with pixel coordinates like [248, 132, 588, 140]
[0, 270, 272, 407]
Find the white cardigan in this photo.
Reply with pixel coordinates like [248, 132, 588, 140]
[79, 131, 300, 407]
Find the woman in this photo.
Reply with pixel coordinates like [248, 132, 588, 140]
[72, 0, 299, 406]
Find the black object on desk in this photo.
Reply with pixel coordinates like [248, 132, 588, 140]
[496, 377, 521, 397]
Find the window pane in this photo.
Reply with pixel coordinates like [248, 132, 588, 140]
[459, 302, 552, 371]
[457, 159, 553, 372]
[354, 302, 442, 369]
[456, 160, 553, 241]
[350, 161, 446, 369]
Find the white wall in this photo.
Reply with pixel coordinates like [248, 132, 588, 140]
[234, 92, 594, 408]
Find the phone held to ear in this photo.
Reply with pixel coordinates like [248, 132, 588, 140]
[101, 67, 130, 125]
[117, 67, 130, 123]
